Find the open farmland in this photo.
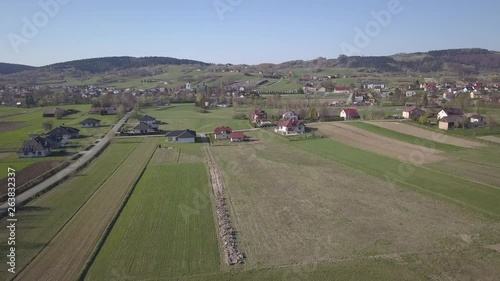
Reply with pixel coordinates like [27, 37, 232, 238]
[0, 140, 140, 279]
[366, 121, 485, 149]
[14, 138, 156, 281]
[312, 123, 447, 164]
[0, 160, 63, 198]
[133, 104, 252, 133]
[0, 121, 25, 133]
[212, 131, 500, 279]
[86, 156, 220, 280]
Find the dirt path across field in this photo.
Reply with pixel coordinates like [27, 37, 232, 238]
[479, 136, 500, 144]
[314, 123, 447, 164]
[366, 121, 485, 149]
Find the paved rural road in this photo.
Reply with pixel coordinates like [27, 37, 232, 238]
[0, 112, 131, 215]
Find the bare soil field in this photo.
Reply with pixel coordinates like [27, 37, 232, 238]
[367, 121, 485, 149]
[0, 152, 11, 159]
[313, 123, 447, 164]
[0, 161, 62, 198]
[214, 142, 500, 278]
[14, 139, 156, 281]
[479, 135, 500, 144]
[0, 121, 25, 133]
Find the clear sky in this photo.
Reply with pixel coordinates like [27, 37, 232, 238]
[1, 0, 499, 66]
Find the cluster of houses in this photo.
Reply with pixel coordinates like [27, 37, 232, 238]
[19, 117, 102, 158]
[130, 115, 161, 134]
[402, 106, 486, 130]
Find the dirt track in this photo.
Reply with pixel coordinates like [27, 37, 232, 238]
[314, 123, 447, 164]
[479, 136, 500, 144]
[366, 121, 485, 149]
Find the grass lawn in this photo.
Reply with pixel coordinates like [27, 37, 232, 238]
[0, 140, 140, 279]
[133, 104, 252, 132]
[347, 122, 465, 152]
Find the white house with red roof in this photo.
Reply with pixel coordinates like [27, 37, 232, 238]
[214, 126, 233, 140]
[230, 132, 245, 142]
[275, 119, 305, 135]
[340, 109, 360, 121]
[334, 87, 351, 94]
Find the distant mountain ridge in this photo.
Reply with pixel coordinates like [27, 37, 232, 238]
[0, 63, 35, 75]
[1, 49, 499, 76]
[0, 56, 209, 75]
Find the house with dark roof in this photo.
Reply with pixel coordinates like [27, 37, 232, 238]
[133, 123, 155, 134]
[469, 114, 485, 125]
[47, 126, 80, 140]
[165, 130, 197, 143]
[439, 116, 463, 130]
[80, 118, 101, 128]
[282, 111, 299, 120]
[275, 119, 305, 135]
[437, 108, 464, 120]
[139, 115, 160, 129]
[214, 126, 232, 140]
[230, 132, 245, 142]
[18, 137, 51, 158]
[402, 107, 426, 119]
[340, 109, 360, 121]
[89, 106, 117, 115]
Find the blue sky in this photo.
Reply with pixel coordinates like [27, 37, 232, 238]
[1, 0, 499, 66]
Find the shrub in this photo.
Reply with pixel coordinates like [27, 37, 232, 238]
[232, 113, 247, 120]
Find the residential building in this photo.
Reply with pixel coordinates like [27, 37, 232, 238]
[47, 126, 80, 140]
[230, 132, 245, 142]
[165, 130, 197, 143]
[437, 108, 464, 120]
[80, 118, 101, 128]
[18, 137, 51, 158]
[214, 126, 233, 140]
[340, 109, 360, 121]
[402, 107, 426, 119]
[275, 119, 305, 135]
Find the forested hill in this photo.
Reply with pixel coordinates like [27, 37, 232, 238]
[0, 56, 209, 75]
[0, 63, 35, 75]
[44, 56, 210, 73]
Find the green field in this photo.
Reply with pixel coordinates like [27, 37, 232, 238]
[0, 140, 140, 279]
[132, 104, 252, 132]
[293, 138, 500, 219]
[86, 161, 220, 280]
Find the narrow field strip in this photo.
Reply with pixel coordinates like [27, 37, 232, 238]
[365, 121, 485, 149]
[0, 142, 139, 279]
[14, 139, 156, 281]
[85, 161, 220, 280]
[348, 122, 464, 152]
[313, 123, 447, 164]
